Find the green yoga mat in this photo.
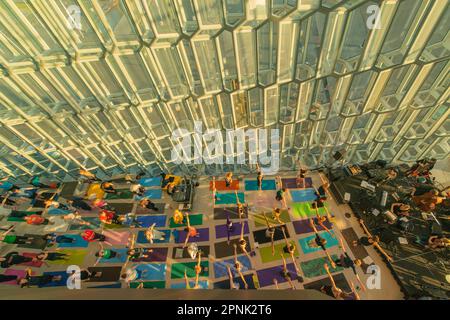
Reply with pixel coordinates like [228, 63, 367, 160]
[253, 210, 291, 227]
[300, 255, 343, 278]
[259, 241, 299, 263]
[169, 214, 203, 228]
[49, 249, 88, 266]
[171, 261, 209, 279]
[291, 202, 329, 220]
[129, 281, 166, 289]
[104, 189, 134, 200]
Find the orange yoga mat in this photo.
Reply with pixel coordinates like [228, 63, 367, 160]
[209, 179, 239, 191]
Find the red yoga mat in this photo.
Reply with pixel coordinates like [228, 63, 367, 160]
[209, 180, 239, 191]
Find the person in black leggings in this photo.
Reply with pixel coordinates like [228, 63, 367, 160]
[0, 252, 33, 268]
[36, 251, 70, 262]
[18, 269, 62, 288]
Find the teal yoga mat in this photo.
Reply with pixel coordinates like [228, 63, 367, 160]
[215, 192, 244, 205]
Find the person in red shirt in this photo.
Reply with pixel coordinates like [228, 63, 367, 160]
[183, 213, 199, 248]
[81, 229, 106, 242]
[24, 215, 52, 225]
[99, 209, 124, 225]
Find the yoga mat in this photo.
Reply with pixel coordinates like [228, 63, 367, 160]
[171, 246, 211, 259]
[291, 202, 328, 220]
[141, 189, 163, 199]
[292, 218, 333, 235]
[104, 189, 134, 200]
[130, 281, 166, 289]
[60, 181, 79, 198]
[47, 207, 72, 215]
[57, 234, 89, 248]
[171, 280, 208, 289]
[49, 249, 88, 266]
[130, 247, 168, 263]
[214, 237, 252, 259]
[43, 217, 70, 233]
[139, 177, 162, 187]
[214, 273, 256, 289]
[209, 180, 240, 191]
[99, 248, 129, 263]
[341, 228, 369, 261]
[109, 203, 134, 215]
[21, 253, 44, 267]
[18, 234, 48, 250]
[169, 214, 203, 228]
[86, 183, 105, 200]
[256, 263, 298, 287]
[213, 206, 247, 220]
[103, 230, 130, 246]
[171, 261, 209, 279]
[68, 217, 102, 231]
[299, 230, 339, 254]
[134, 263, 167, 281]
[215, 192, 244, 205]
[303, 272, 351, 293]
[2, 269, 29, 285]
[39, 271, 69, 288]
[136, 215, 166, 228]
[31, 199, 47, 208]
[215, 221, 249, 239]
[281, 177, 313, 189]
[135, 203, 165, 215]
[173, 227, 209, 244]
[87, 266, 123, 282]
[7, 210, 42, 222]
[300, 255, 343, 278]
[290, 188, 317, 202]
[253, 226, 290, 245]
[136, 229, 171, 244]
[253, 210, 291, 227]
[245, 179, 276, 191]
[259, 242, 299, 263]
[213, 255, 252, 278]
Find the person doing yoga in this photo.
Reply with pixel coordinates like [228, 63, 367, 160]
[233, 243, 248, 289]
[263, 212, 275, 256]
[281, 226, 300, 273]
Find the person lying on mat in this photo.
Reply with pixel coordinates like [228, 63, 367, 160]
[61, 212, 90, 226]
[18, 269, 63, 288]
[256, 163, 263, 191]
[145, 223, 166, 244]
[390, 203, 411, 217]
[0, 251, 34, 268]
[139, 198, 159, 212]
[44, 233, 76, 246]
[238, 222, 251, 259]
[296, 160, 307, 189]
[313, 208, 334, 238]
[67, 198, 92, 211]
[280, 252, 296, 290]
[126, 233, 152, 261]
[309, 219, 337, 268]
[355, 219, 393, 263]
[280, 226, 300, 273]
[263, 213, 275, 256]
[225, 172, 233, 188]
[321, 263, 360, 300]
[233, 244, 248, 289]
[44, 198, 70, 211]
[183, 213, 200, 248]
[79, 169, 101, 182]
[166, 181, 177, 196]
[335, 237, 365, 291]
[130, 183, 145, 196]
[24, 214, 53, 226]
[0, 227, 36, 245]
[81, 229, 106, 242]
[99, 209, 126, 225]
[94, 243, 121, 266]
[227, 265, 239, 290]
[100, 181, 117, 194]
[173, 209, 184, 225]
[272, 208, 283, 224]
[35, 251, 70, 265]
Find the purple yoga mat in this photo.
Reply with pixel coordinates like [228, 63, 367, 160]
[175, 227, 210, 243]
[131, 247, 168, 262]
[292, 218, 333, 235]
[215, 221, 249, 239]
[281, 177, 312, 189]
[256, 263, 298, 287]
[2, 269, 28, 285]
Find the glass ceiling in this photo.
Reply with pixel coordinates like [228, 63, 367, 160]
[0, 0, 448, 181]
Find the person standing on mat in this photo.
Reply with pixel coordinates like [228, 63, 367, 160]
[335, 237, 365, 291]
[280, 252, 296, 290]
[130, 183, 145, 197]
[272, 208, 283, 224]
[225, 172, 233, 188]
[309, 219, 337, 268]
[313, 205, 334, 238]
[81, 229, 106, 242]
[145, 223, 166, 244]
[238, 222, 251, 259]
[233, 243, 248, 289]
[227, 265, 239, 290]
[355, 219, 393, 263]
[173, 209, 184, 225]
[321, 263, 360, 300]
[0, 251, 34, 268]
[184, 269, 193, 290]
[100, 181, 117, 194]
[280, 226, 300, 273]
[99, 209, 125, 225]
[256, 163, 263, 191]
[212, 177, 218, 203]
[226, 213, 233, 245]
[93, 243, 120, 266]
[263, 213, 275, 256]
[235, 191, 247, 220]
[183, 213, 200, 248]
[296, 160, 307, 189]
[275, 188, 288, 210]
[139, 198, 159, 212]
[193, 251, 203, 289]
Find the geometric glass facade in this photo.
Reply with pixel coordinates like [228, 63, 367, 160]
[0, 0, 448, 181]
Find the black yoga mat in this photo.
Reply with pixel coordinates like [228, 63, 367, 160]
[109, 203, 134, 215]
[18, 234, 48, 250]
[252, 226, 289, 245]
[214, 236, 252, 259]
[303, 272, 351, 292]
[213, 207, 248, 220]
[213, 273, 256, 289]
[87, 266, 123, 282]
[171, 246, 211, 259]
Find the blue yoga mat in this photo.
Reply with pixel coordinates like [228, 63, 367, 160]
[215, 192, 244, 205]
[213, 255, 252, 278]
[134, 263, 166, 281]
[139, 177, 162, 187]
[298, 230, 338, 254]
[171, 280, 208, 289]
[40, 271, 70, 288]
[57, 234, 89, 248]
[99, 248, 129, 263]
[137, 230, 171, 244]
[136, 215, 166, 228]
[245, 179, 276, 191]
[290, 188, 317, 202]
[136, 189, 163, 200]
[48, 207, 72, 215]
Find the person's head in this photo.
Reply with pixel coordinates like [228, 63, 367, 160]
[120, 273, 127, 280]
[400, 204, 410, 211]
[320, 238, 327, 246]
[281, 188, 286, 192]
[95, 251, 104, 257]
[323, 182, 330, 189]
[354, 259, 362, 267]
[372, 235, 380, 243]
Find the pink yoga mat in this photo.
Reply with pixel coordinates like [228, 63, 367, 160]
[21, 252, 44, 267]
[103, 230, 130, 246]
[2, 269, 31, 285]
